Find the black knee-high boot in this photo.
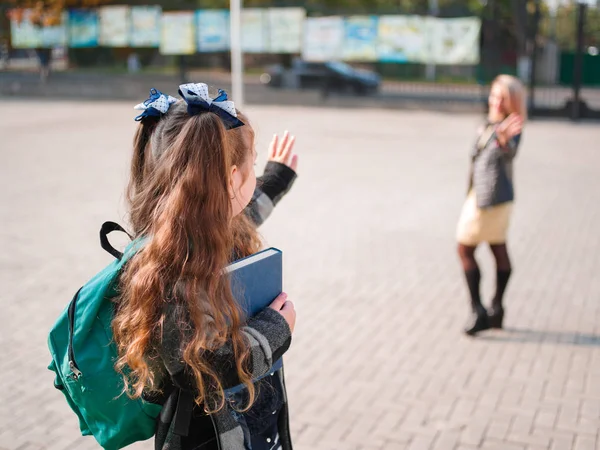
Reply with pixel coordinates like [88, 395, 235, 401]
[463, 267, 489, 335]
[489, 269, 511, 328]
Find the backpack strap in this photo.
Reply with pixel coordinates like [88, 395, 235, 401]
[100, 222, 132, 260]
[155, 387, 195, 439]
[173, 389, 195, 437]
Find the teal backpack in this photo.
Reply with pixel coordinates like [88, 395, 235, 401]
[48, 222, 162, 450]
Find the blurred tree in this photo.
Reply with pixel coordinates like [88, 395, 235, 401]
[551, 3, 600, 50]
[6, 0, 116, 26]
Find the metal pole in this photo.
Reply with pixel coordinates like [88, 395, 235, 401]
[528, 0, 541, 117]
[572, 2, 586, 121]
[230, 0, 244, 108]
[178, 55, 187, 84]
[425, 0, 438, 81]
[478, 0, 488, 113]
[490, 0, 498, 76]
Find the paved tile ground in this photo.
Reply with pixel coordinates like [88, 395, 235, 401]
[1, 101, 599, 450]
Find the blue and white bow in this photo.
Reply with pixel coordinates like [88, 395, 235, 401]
[134, 88, 177, 121]
[178, 83, 244, 130]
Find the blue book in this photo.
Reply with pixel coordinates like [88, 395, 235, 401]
[227, 247, 283, 317]
[225, 248, 284, 394]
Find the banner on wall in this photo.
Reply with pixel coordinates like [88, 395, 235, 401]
[99, 6, 129, 47]
[342, 16, 379, 62]
[131, 6, 161, 47]
[428, 17, 481, 65]
[69, 9, 99, 48]
[8, 8, 481, 66]
[10, 10, 41, 49]
[160, 12, 195, 55]
[196, 10, 230, 52]
[378, 15, 428, 63]
[241, 9, 267, 53]
[40, 12, 68, 47]
[302, 16, 344, 62]
[267, 8, 305, 54]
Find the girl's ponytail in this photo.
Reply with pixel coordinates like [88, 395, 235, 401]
[127, 89, 178, 206]
[127, 117, 158, 205]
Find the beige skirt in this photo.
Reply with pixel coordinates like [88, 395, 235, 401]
[456, 191, 513, 246]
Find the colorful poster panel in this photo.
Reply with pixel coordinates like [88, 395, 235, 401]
[378, 15, 428, 63]
[302, 16, 344, 62]
[131, 6, 161, 48]
[40, 12, 68, 47]
[196, 10, 230, 52]
[342, 16, 379, 62]
[69, 9, 99, 48]
[160, 12, 195, 55]
[10, 9, 41, 49]
[429, 17, 481, 65]
[99, 6, 130, 47]
[241, 9, 267, 53]
[267, 7, 305, 54]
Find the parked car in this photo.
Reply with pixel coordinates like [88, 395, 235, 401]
[263, 60, 381, 95]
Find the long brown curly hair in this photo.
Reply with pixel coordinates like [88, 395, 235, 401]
[113, 101, 262, 412]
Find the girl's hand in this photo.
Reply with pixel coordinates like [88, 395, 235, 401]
[496, 114, 522, 147]
[269, 293, 296, 333]
[269, 131, 298, 172]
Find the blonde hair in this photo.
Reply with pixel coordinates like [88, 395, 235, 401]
[492, 75, 528, 121]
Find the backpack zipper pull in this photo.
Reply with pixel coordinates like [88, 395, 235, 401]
[69, 361, 82, 380]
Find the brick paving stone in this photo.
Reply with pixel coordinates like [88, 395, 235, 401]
[481, 441, 526, 450]
[431, 430, 461, 450]
[2, 102, 599, 450]
[406, 435, 437, 450]
[551, 435, 575, 450]
[573, 436, 597, 450]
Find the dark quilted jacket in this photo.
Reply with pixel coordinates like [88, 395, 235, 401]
[469, 122, 522, 208]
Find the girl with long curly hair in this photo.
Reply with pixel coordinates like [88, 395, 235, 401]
[113, 84, 298, 450]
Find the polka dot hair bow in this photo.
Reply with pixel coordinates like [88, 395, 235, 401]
[133, 88, 177, 122]
[178, 83, 244, 130]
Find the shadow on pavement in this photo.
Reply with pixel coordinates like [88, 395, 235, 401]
[478, 327, 600, 346]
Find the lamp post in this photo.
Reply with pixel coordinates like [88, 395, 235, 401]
[571, 0, 590, 120]
[425, 0, 438, 81]
[528, 0, 541, 117]
[230, 0, 244, 108]
[478, 0, 488, 112]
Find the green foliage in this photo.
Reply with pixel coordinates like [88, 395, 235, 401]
[537, 3, 600, 51]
